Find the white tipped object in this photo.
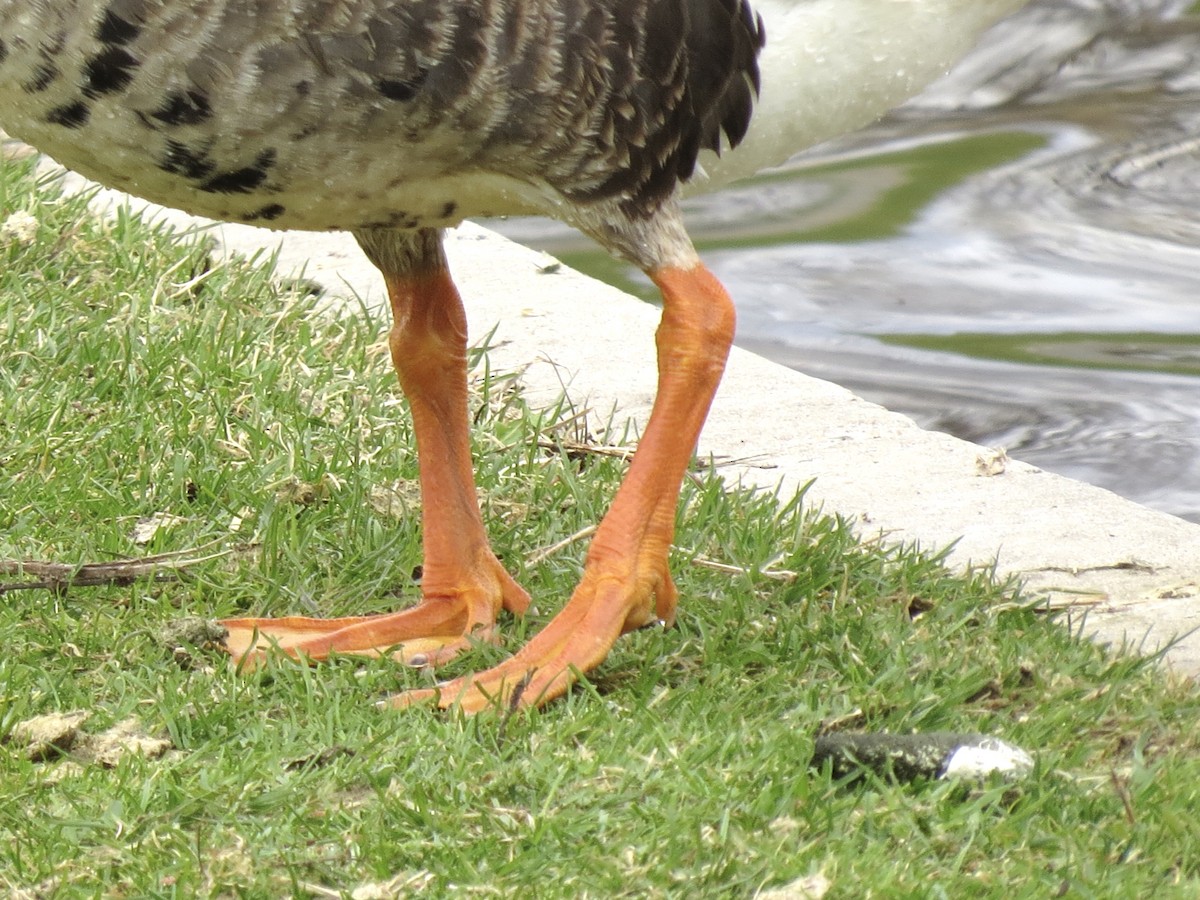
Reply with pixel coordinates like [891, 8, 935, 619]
[941, 737, 1035, 780]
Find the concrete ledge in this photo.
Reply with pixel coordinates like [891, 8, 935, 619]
[52, 172, 1200, 677]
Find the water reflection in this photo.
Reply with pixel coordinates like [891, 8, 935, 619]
[490, 0, 1200, 522]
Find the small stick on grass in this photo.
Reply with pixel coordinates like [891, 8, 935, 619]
[684, 553, 798, 583]
[527, 525, 598, 565]
[0, 541, 257, 594]
[493, 670, 535, 748]
[534, 437, 636, 462]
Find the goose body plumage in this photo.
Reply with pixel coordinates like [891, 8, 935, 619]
[0, 0, 1031, 710]
[0, 0, 762, 264]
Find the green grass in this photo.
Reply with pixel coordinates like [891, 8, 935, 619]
[2, 159, 1200, 898]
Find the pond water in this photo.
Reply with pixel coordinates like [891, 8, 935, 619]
[491, 0, 1200, 523]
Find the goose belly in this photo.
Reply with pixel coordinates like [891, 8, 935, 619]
[3, 105, 549, 231]
[0, 0, 567, 230]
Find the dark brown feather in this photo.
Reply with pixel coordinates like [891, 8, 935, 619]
[566, 0, 764, 215]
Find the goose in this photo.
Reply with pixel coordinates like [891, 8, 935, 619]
[0, 0, 1032, 712]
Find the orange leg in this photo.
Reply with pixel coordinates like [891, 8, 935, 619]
[222, 233, 529, 668]
[388, 262, 734, 712]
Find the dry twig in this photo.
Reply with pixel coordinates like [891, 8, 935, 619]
[0, 540, 257, 594]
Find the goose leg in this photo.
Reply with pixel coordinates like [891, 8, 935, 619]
[222, 229, 530, 668]
[388, 262, 735, 712]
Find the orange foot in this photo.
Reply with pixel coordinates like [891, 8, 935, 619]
[222, 559, 529, 670]
[387, 542, 678, 712]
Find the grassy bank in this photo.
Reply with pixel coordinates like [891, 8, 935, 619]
[1, 159, 1198, 898]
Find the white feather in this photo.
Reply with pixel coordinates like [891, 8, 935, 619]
[695, 0, 1033, 190]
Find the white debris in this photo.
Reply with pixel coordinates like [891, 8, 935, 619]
[941, 737, 1034, 780]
